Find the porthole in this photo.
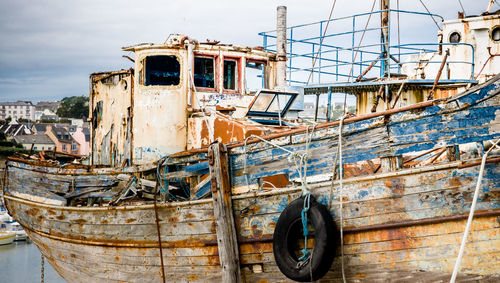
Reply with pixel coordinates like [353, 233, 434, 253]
[491, 26, 500, 42]
[449, 31, 461, 43]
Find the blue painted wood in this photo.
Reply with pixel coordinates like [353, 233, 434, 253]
[194, 181, 212, 199]
[226, 78, 500, 187]
[183, 161, 210, 173]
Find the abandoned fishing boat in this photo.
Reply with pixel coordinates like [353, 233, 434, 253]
[2, 1, 500, 282]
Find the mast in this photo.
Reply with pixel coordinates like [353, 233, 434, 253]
[380, 0, 390, 78]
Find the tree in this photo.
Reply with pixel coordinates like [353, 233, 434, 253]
[56, 96, 89, 119]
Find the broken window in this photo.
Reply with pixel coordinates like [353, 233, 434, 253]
[144, 55, 180, 86]
[245, 61, 265, 92]
[247, 90, 298, 118]
[194, 57, 215, 88]
[223, 59, 238, 90]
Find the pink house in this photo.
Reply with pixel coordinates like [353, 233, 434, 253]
[71, 127, 90, 156]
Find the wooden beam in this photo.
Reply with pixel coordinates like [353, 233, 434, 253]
[208, 142, 242, 283]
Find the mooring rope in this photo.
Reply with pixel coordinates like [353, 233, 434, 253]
[450, 138, 500, 283]
[242, 127, 318, 270]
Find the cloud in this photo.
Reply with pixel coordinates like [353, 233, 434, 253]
[0, 0, 490, 102]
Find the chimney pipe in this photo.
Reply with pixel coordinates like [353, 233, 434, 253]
[276, 6, 287, 87]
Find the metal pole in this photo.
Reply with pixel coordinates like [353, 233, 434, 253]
[311, 44, 315, 84]
[289, 28, 293, 84]
[276, 6, 287, 87]
[319, 22, 323, 83]
[327, 89, 332, 122]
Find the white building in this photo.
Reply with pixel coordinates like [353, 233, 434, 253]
[0, 101, 35, 121]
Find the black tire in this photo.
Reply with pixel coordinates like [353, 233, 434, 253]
[273, 195, 337, 282]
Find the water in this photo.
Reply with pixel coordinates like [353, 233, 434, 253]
[0, 241, 65, 283]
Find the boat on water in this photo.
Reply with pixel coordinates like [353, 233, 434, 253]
[0, 231, 15, 246]
[2, 1, 500, 282]
[1, 198, 28, 241]
[10, 222, 28, 241]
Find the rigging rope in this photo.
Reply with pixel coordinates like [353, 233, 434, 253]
[450, 138, 500, 283]
[347, 0, 377, 83]
[419, 0, 442, 30]
[457, 0, 466, 15]
[306, 0, 338, 85]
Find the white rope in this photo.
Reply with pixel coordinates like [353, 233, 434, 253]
[450, 138, 500, 283]
[242, 126, 316, 195]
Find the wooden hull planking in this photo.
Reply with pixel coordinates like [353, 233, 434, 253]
[4, 161, 499, 282]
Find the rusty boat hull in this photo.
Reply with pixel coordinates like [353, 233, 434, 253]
[3, 158, 499, 282]
[3, 74, 500, 282]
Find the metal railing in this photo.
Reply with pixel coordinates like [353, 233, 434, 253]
[259, 9, 475, 86]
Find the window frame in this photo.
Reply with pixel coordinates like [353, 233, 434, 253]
[138, 54, 183, 89]
[193, 53, 218, 93]
[246, 90, 299, 118]
[221, 56, 241, 94]
[245, 59, 267, 93]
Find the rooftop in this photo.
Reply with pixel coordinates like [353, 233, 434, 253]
[0, 101, 34, 106]
[13, 134, 54, 145]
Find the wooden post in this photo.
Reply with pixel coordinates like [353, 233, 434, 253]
[447, 145, 460, 161]
[208, 141, 242, 283]
[380, 155, 402, 172]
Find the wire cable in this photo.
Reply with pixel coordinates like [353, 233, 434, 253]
[457, 0, 466, 15]
[346, 0, 377, 83]
[306, 0, 338, 85]
[419, 0, 442, 30]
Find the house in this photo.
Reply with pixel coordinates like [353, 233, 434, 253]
[71, 127, 90, 155]
[34, 101, 61, 121]
[0, 119, 33, 137]
[39, 109, 59, 121]
[45, 125, 80, 155]
[0, 101, 35, 121]
[12, 134, 55, 151]
[33, 123, 70, 134]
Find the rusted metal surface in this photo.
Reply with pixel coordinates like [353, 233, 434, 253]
[96, 37, 280, 165]
[90, 70, 133, 167]
[427, 49, 450, 100]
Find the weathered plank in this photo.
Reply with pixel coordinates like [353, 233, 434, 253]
[208, 142, 242, 283]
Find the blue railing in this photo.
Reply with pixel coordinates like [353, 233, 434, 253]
[259, 9, 475, 86]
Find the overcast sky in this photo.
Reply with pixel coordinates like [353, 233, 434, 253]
[0, 0, 494, 102]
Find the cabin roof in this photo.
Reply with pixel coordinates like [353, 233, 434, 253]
[442, 9, 500, 25]
[122, 36, 275, 58]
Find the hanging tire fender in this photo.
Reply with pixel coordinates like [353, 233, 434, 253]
[273, 195, 337, 282]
